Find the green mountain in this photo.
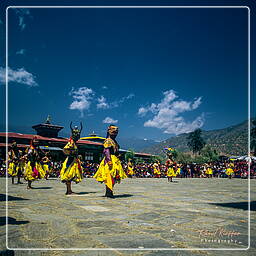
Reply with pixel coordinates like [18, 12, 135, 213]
[142, 120, 249, 156]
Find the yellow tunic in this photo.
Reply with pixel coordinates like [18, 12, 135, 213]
[127, 164, 134, 175]
[167, 167, 176, 177]
[43, 164, 49, 172]
[60, 139, 83, 183]
[226, 168, 234, 176]
[153, 163, 161, 175]
[8, 162, 18, 176]
[206, 168, 213, 175]
[153, 168, 161, 175]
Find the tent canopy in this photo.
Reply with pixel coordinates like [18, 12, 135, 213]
[39, 146, 62, 151]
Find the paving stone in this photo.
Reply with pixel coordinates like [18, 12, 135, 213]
[80, 206, 110, 212]
[0, 177, 254, 256]
[95, 234, 173, 249]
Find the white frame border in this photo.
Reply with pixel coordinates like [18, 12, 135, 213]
[5, 5, 251, 251]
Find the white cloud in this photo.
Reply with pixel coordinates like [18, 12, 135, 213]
[97, 96, 110, 109]
[14, 8, 32, 31]
[0, 66, 38, 87]
[102, 117, 118, 124]
[102, 86, 108, 89]
[111, 93, 134, 107]
[138, 107, 148, 116]
[97, 93, 135, 110]
[191, 97, 202, 109]
[139, 90, 204, 135]
[69, 87, 94, 116]
[16, 49, 26, 55]
[119, 93, 135, 103]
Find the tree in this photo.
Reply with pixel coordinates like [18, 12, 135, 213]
[124, 149, 135, 162]
[176, 152, 193, 164]
[193, 155, 210, 164]
[187, 129, 206, 155]
[149, 155, 164, 164]
[169, 148, 178, 160]
[251, 119, 256, 156]
[201, 145, 219, 161]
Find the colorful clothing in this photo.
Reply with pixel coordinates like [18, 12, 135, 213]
[167, 167, 176, 177]
[206, 168, 213, 175]
[60, 138, 83, 183]
[127, 162, 134, 176]
[24, 145, 45, 181]
[42, 156, 51, 178]
[43, 164, 49, 173]
[94, 137, 127, 191]
[153, 163, 161, 176]
[226, 168, 234, 176]
[8, 162, 18, 176]
[24, 162, 45, 181]
[16, 160, 25, 176]
[7, 146, 20, 177]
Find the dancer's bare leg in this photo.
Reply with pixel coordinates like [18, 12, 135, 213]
[65, 181, 74, 195]
[27, 180, 32, 189]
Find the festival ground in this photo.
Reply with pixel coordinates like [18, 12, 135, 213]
[0, 177, 255, 256]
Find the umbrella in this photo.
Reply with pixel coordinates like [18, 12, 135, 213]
[237, 156, 256, 162]
[229, 156, 239, 160]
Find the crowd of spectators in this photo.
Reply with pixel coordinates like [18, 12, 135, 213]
[0, 152, 255, 179]
[122, 160, 256, 179]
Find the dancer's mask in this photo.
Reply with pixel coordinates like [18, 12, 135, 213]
[108, 125, 118, 136]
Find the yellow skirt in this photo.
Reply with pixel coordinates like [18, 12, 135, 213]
[167, 167, 176, 177]
[94, 155, 127, 190]
[206, 168, 213, 175]
[127, 166, 134, 175]
[24, 162, 46, 181]
[43, 164, 49, 172]
[60, 157, 82, 183]
[226, 168, 234, 176]
[176, 168, 181, 175]
[154, 168, 161, 175]
[17, 161, 25, 175]
[8, 162, 18, 176]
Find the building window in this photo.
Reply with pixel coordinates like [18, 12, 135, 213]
[84, 152, 93, 161]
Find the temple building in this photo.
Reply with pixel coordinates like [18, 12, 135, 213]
[32, 115, 64, 138]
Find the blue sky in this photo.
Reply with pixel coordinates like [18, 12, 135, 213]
[0, 1, 254, 141]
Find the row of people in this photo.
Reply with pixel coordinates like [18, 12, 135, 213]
[4, 154, 255, 181]
[124, 160, 255, 179]
[6, 124, 127, 198]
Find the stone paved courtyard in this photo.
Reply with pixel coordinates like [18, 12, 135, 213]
[0, 177, 255, 255]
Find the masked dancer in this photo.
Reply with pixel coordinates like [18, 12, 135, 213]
[24, 137, 46, 189]
[7, 141, 23, 184]
[42, 152, 51, 180]
[16, 150, 26, 184]
[205, 164, 213, 178]
[94, 125, 127, 198]
[127, 159, 134, 178]
[166, 157, 176, 182]
[225, 164, 234, 179]
[60, 122, 83, 195]
[153, 162, 161, 178]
